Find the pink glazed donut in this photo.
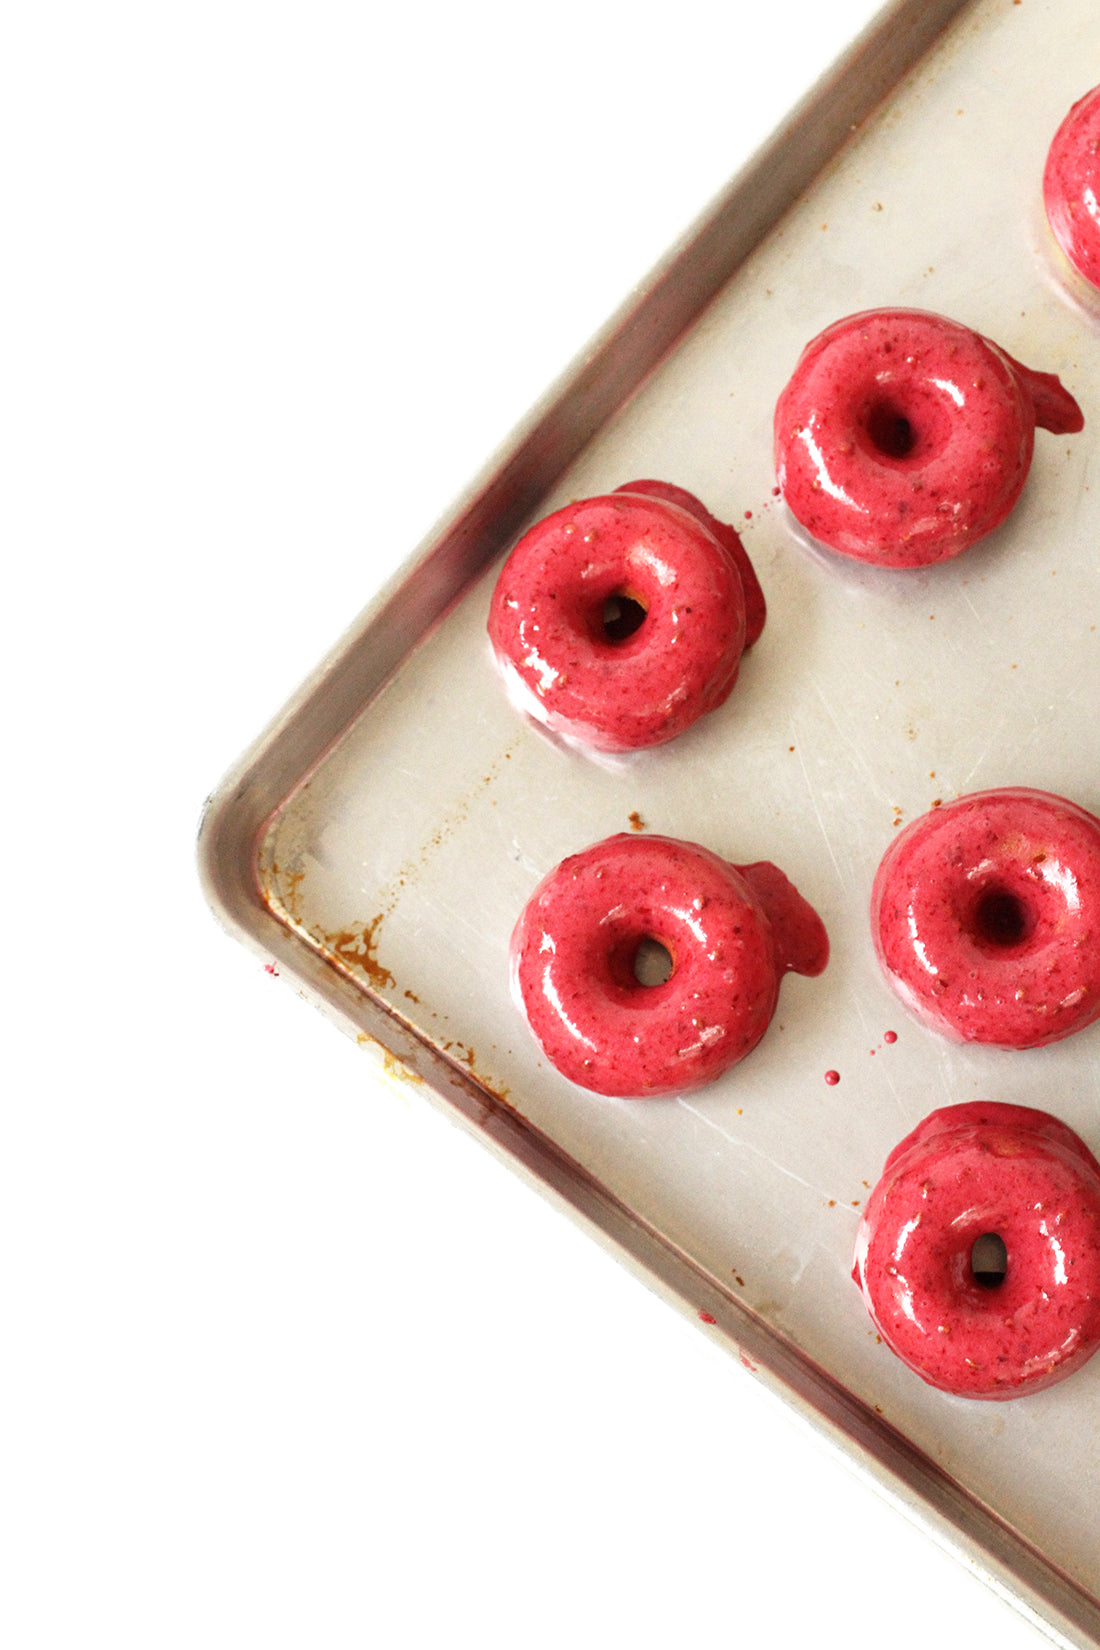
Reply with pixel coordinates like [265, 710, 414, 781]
[774, 309, 1083, 567]
[487, 481, 765, 752]
[853, 1103, 1100, 1399]
[1044, 84, 1100, 291]
[871, 788, 1100, 1049]
[510, 833, 828, 1096]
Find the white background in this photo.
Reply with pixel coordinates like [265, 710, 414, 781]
[3, 2, 1062, 1645]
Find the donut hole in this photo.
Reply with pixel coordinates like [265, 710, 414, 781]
[970, 884, 1035, 949]
[605, 931, 676, 992]
[632, 937, 674, 987]
[858, 386, 954, 467]
[864, 397, 917, 459]
[970, 1231, 1008, 1290]
[600, 590, 648, 644]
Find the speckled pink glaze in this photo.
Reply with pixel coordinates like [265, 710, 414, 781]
[872, 788, 1100, 1049]
[853, 1103, 1100, 1399]
[774, 309, 1082, 567]
[510, 833, 827, 1097]
[487, 483, 764, 752]
[1044, 84, 1100, 292]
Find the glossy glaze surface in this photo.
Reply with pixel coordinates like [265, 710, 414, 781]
[1044, 84, 1100, 291]
[774, 309, 1082, 567]
[871, 787, 1100, 1048]
[487, 483, 762, 751]
[853, 1103, 1100, 1399]
[510, 834, 827, 1096]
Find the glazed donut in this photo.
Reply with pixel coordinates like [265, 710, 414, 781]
[510, 833, 828, 1097]
[774, 309, 1083, 568]
[871, 788, 1100, 1049]
[1044, 85, 1100, 292]
[487, 481, 765, 752]
[852, 1102, 1100, 1399]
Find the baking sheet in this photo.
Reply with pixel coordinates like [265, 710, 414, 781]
[202, 0, 1100, 1639]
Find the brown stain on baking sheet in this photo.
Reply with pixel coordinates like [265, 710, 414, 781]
[443, 1039, 512, 1107]
[257, 743, 525, 1116]
[260, 739, 519, 944]
[475, 1073, 512, 1108]
[356, 1032, 425, 1088]
[263, 861, 306, 922]
[354, 1009, 514, 1119]
[257, 852, 402, 1005]
[378, 740, 520, 909]
[443, 1038, 477, 1070]
[267, 897, 514, 1107]
[324, 914, 395, 990]
[258, 855, 308, 925]
[384, 1050, 422, 1084]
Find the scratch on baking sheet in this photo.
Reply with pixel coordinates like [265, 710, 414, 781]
[933, 1041, 962, 1107]
[941, 620, 991, 677]
[793, 742, 845, 886]
[958, 585, 984, 627]
[677, 1099, 836, 1202]
[956, 731, 1004, 794]
[812, 683, 891, 804]
[1052, 673, 1094, 719]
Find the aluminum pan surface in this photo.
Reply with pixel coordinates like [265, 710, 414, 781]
[206, 0, 1100, 1638]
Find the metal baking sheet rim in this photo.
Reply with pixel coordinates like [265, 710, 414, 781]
[197, 1, 1100, 1643]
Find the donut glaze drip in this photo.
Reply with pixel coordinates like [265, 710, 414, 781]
[853, 1103, 1100, 1399]
[488, 483, 763, 752]
[510, 834, 828, 1096]
[871, 788, 1100, 1049]
[1044, 84, 1100, 291]
[774, 309, 1082, 567]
